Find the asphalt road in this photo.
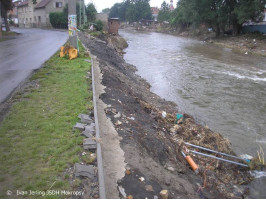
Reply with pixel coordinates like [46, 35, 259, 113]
[0, 28, 68, 103]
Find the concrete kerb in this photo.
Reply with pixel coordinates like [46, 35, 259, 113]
[80, 41, 106, 199]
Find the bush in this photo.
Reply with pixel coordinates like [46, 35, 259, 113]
[95, 20, 104, 31]
[49, 12, 68, 29]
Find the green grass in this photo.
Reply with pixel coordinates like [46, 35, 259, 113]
[0, 41, 92, 198]
[2, 31, 17, 36]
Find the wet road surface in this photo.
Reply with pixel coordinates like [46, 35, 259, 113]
[0, 28, 68, 103]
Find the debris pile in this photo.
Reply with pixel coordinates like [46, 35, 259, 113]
[79, 32, 261, 199]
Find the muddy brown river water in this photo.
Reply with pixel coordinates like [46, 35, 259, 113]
[120, 29, 266, 198]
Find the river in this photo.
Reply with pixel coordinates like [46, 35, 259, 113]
[120, 29, 266, 198]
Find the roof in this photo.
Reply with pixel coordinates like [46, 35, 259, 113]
[17, 0, 28, 7]
[151, 7, 159, 15]
[109, 18, 119, 21]
[35, 0, 51, 9]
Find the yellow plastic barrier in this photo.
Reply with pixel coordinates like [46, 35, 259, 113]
[59, 46, 78, 60]
[69, 47, 78, 60]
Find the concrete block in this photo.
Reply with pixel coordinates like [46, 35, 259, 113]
[74, 163, 94, 178]
[73, 122, 86, 131]
[78, 114, 93, 124]
[81, 130, 94, 138]
[84, 123, 95, 132]
[83, 138, 97, 150]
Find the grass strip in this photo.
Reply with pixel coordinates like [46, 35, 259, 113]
[0, 41, 92, 198]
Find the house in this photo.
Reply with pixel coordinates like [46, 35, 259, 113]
[8, 0, 21, 25]
[17, 0, 33, 28]
[169, 0, 174, 11]
[151, 7, 159, 21]
[17, 0, 68, 28]
[108, 18, 119, 34]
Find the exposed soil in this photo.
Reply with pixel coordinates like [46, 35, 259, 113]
[79, 32, 254, 199]
[210, 34, 266, 57]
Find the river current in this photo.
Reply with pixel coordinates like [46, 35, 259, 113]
[120, 29, 266, 156]
[120, 29, 266, 197]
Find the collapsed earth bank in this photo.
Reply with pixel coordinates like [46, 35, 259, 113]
[79, 32, 253, 199]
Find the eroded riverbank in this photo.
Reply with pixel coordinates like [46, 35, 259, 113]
[79, 32, 256, 198]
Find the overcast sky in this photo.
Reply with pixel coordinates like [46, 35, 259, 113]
[84, 0, 176, 13]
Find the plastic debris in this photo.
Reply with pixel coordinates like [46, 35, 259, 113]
[159, 190, 169, 199]
[115, 120, 122, 126]
[182, 151, 199, 174]
[240, 154, 253, 163]
[139, 177, 145, 182]
[114, 112, 121, 118]
[118, 186, 127, 198]
[145, 185, 154, 192]
[162, 111, 167, 118]
[250, 170, 266, 178]
[176, 113, 183, 120]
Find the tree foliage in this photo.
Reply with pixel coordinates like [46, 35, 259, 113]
[101, 8, 110, 13]
[169, 0, 265, 36]
[86, 3, 97, 22]
[49, 12, 67, 28]
[109, 0, 152, 22]
[158, 1, 171, 22]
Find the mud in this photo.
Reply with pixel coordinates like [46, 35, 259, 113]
[79, 32, 253, 199]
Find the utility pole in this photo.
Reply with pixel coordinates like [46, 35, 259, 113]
[68, 0, 77, 49]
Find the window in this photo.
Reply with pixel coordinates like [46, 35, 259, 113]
[55, 2, 62, 8]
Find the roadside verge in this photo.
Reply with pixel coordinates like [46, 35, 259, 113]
[0, 42, 95, 198]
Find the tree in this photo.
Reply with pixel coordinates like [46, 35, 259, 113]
[1, 0, 13, 32]
[232, 0, 264, 35]
[125, 0, 152, 22]
[161, 1, 169, 11]
[86, 3, 97, 22]
[102, 8, 110, 13]
[171, 0, 265, 36]
[109, 2, 129, 21]
[158, 1, 171, 22]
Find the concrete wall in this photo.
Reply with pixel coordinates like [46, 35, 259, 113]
[96, 13, 108, 31]
[96, 13, 108, 23]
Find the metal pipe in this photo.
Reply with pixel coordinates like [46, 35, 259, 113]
[190, 150, 249, 168]
[184, 142, 246, 161]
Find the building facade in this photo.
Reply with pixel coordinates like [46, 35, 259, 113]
[108, 18, 119, 34]
[17, 0, 68, 28]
